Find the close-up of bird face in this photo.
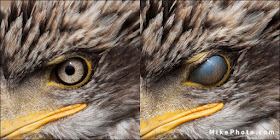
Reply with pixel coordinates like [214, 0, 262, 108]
[0, 1, 140, 139]
[1, 0, 279, 140]
[140, 0, 279, 139]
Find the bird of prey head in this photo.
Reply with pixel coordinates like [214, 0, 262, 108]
[0, 1, 140, 139]
[140, 1, 279, 139]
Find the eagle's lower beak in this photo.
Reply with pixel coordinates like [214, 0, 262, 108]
[140, 103, 223, 139]
[1, 104, 87, 139]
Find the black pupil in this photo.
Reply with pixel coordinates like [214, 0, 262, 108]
[65, 65, 75, 75]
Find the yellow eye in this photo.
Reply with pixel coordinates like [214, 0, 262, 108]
[48, 56, 92, 88]
[186, 54, 230, 87]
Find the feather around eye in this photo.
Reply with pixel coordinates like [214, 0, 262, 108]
[186, 55, 230, 87]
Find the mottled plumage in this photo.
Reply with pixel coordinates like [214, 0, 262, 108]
[140, 1, 279, 139]
[1, 0, 279, 139]
[1, 1, 140, 139]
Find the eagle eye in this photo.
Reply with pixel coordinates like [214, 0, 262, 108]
[186, 55, 230, 87]
[48, 56, 92, 88]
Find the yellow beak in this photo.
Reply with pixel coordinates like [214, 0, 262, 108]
[140, 103, 223, 139]
[1, 104, 87, 139]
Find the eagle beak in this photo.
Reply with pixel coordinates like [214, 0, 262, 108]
[140, 103, 223, 139]
[1, 104, 87, 139]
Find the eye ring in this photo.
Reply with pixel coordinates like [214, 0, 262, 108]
[47, 56, 92, 88]
[186, 54, 230, 87]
